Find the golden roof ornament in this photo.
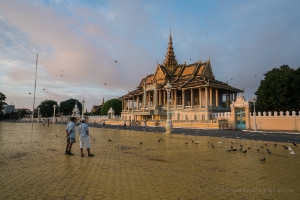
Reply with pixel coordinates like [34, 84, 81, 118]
[163, 29, 178, 72]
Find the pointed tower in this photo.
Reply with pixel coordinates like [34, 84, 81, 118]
[163, 30, 178, 72]
[102, 97, 104, 105]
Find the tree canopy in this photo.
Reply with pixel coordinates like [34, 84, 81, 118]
[37, 100, 59, 117]
[254, 65, 300, 112]
[60, 98, 82, 116]
[0, 92, 7, 119]
[101, 99, 122, 115]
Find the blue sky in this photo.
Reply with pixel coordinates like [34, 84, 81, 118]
[0, 0, 299, 111]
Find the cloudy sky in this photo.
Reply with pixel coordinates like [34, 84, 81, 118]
[0, 0, 299, 112]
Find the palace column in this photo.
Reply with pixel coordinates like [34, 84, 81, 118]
[205, 87, 208, 107]
[143, 84, 146, 110]
[170, 89, 173, 105]
[127, 98, 130, 111]
[154, 84, 158, 108]
[210, 88, 213, 106]
[147, 92, 151, 105]
[215, 89, 219, 107]
[182, 89, 185, 107]
[191, 89, 194, 107]
[137, 95, 140, 110]
[199, 88, 202, 107]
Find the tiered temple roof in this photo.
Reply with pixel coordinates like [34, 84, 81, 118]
[120, 33, 243, 99]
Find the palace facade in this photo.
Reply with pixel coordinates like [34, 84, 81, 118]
[120, 33, 243, 122]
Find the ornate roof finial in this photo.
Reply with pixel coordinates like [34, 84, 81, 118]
[163, 28, 178, 72]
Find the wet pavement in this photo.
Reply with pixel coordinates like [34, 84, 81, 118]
[0, 122, 299, 199]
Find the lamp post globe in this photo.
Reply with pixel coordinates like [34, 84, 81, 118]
[252, 97, 257, 131]
[53, 104, 57, 124]
[164, 81, 172, 134]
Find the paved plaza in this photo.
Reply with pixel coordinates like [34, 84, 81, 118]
[0, 122, 299, 200]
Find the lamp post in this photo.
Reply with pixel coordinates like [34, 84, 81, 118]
[37, 108, 40, 123]
[164, 81, 172, 134]
[53, 105, 57, 124]
[81, 98, 85, 118]
[252, 97, 257, 131]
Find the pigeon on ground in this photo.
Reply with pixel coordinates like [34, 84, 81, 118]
[248, 147, 251, 150]
[265, 144, 268, 146]
[160, 138, 163, 141]
[218, 141, 222, 144]
[240, 144, 243, 147]
[239, 148, 242, 151]
[108, 139, 112, 142]
[274, 144, 277, 146]
[195, 141, 199, 144]
[257, 149, 261, 151]
[185, 142, 188, 144]
[158, 139, 161, 142]
[260, 158, 266, 161]
[231, 149, 237, 151]
[293, 142, 298, 147]
[291, 151, 295, 155]
[207, 142, 209, 143]
[140, 142, 142, 145]
[226, 150, 231, 152]
[282, 145, 288, 149]
[231, 146, 233, 149]
[211, 143, 215, 148]
[267, 149, 272, 154]
[261, 146, 264, 149]
[242, 150, 247, 153]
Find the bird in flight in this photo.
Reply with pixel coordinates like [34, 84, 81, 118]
[29, 93, 31, 95]
[61, 75, 63, 76]
[115, 60, 118, 63]
[231, 78, 233, 80]
[104, 83, 107, 85]
[61, 70, 63, 71]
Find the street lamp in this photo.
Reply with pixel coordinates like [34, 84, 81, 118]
[81, 98, 85, 118]
[164, 81, 172, 134]
[252, 97, 257, 131]
[53, 105, 57, 124]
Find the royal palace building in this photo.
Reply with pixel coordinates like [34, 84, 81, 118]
[120, 33, 243, 122]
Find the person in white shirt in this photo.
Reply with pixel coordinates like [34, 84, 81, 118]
[65, 117, 77, 155]
[78, 118, 94, 157]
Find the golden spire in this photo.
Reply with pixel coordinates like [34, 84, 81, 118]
[163, 29, 178, 72]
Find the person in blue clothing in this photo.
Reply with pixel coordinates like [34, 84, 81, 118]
[65, 117, 77, 155]
[78, 118, 94, 157]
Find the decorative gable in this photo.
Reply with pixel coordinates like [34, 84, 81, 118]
[153, 66, 166, 84]
[202, 61, 215, 79]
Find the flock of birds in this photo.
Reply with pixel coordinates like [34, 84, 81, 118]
[102, 135, 298, 162]
[204, 140, 298, 162]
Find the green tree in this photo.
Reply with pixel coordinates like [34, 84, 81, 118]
[37, 100, 59, 117]
[254, 65, 300, 112]
[0, 92, 7, 120]
[60, 98, 82, 116]
[101, 99, 122, 115]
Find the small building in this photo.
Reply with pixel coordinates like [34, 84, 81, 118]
[120, 32, 243, 122]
